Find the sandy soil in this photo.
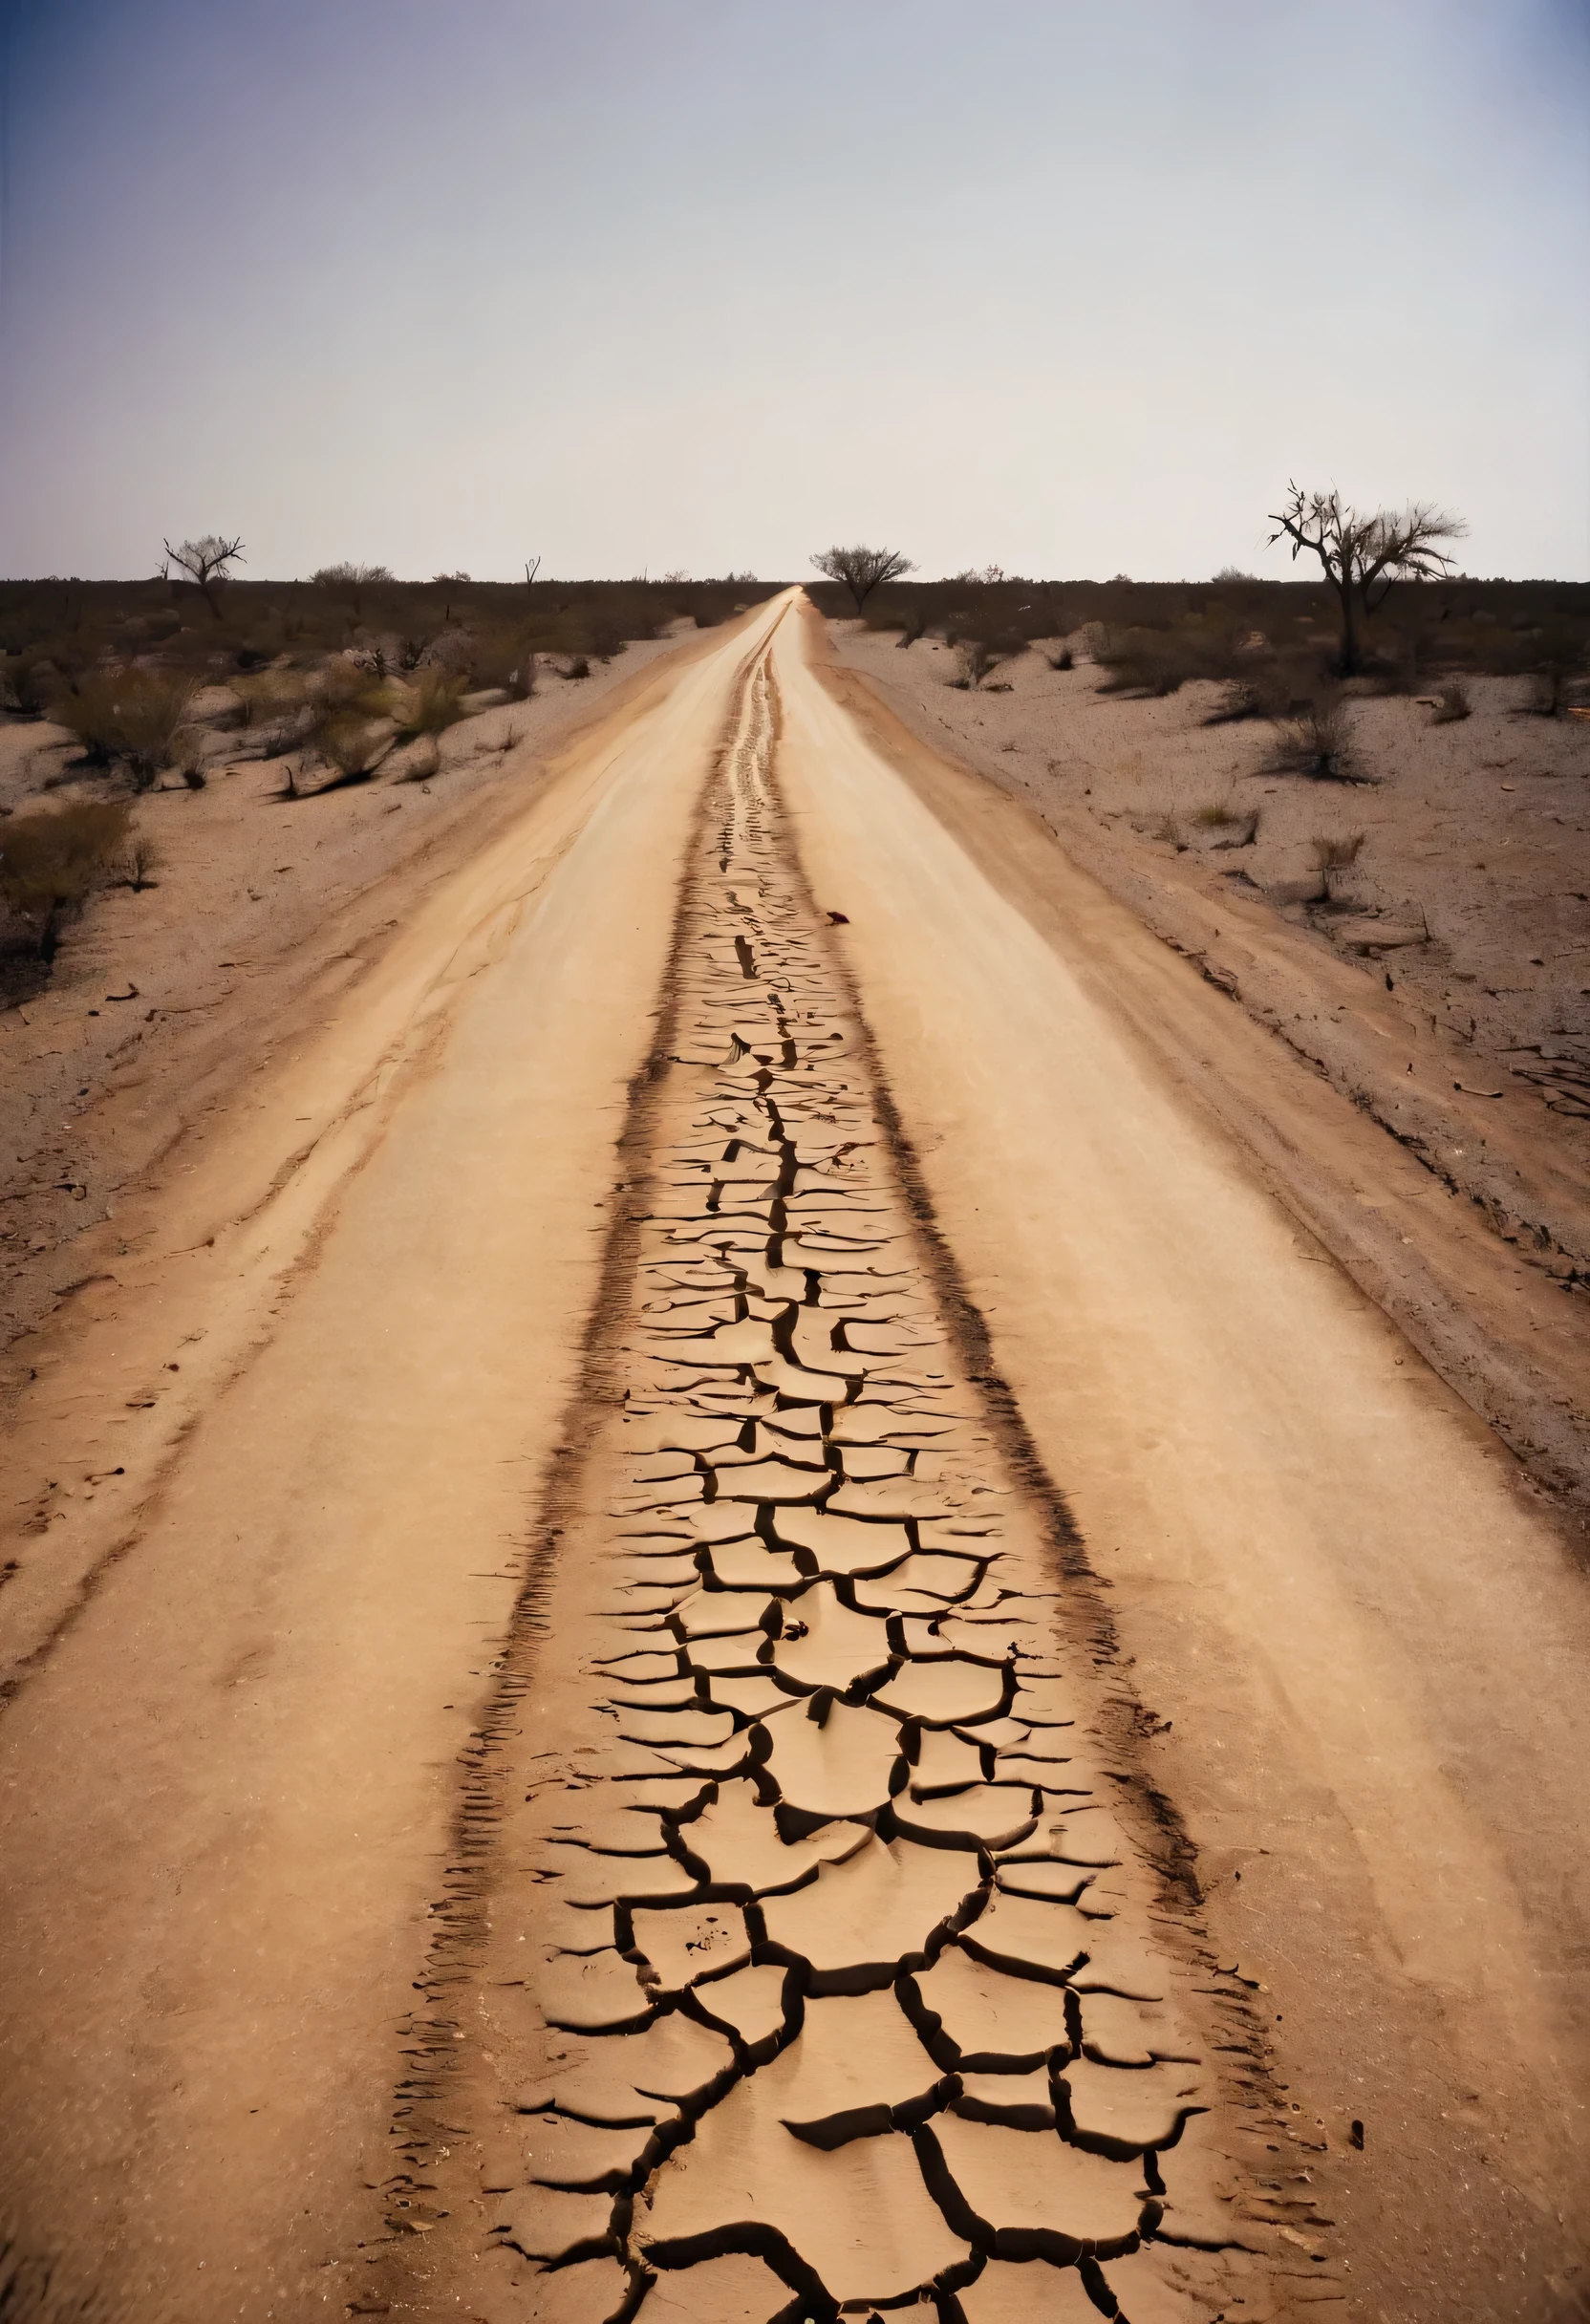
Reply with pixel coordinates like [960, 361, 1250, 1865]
[0, 636, 688, 1376]
[0, 595, 1586, 2324]
[829, 620, 1590, 1524]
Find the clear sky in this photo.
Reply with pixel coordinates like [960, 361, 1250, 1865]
[0, 0, 1584, 581]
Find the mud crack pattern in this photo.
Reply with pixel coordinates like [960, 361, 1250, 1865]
[390, 658, 1322, 2323]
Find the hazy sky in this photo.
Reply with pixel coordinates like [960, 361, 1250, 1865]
[1, 0, 1584, 580]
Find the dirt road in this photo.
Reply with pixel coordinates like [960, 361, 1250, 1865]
[1, 596, 1587, 2324]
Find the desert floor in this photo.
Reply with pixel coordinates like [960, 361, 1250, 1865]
[1, 595, 1587, 2324]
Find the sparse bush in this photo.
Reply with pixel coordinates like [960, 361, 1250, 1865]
[232, 669, 308, 729]
[313, 659, 389, 717]
[1266, 696, 1366, 783]
[50, 669, 197, 788]
[120, 832, 162, 891]
[1044, 643, 1074, 671]
[561, 655, 591, 680]
[1, 644, 82, 715]
[467, 627, 536, 698]
[862, 598, 928, 646]
[419, 626, 476, 677]
[1430, 680, 1472, 724]
[387, 668, 468, 736]
[1205, 661, 1300, 723]
[1088, 624, 1205, 697]
[300, 662, 392, 784]
[952, 638, 991, 688]
[311, 709, 389, 782]
[312, 562, 394, 589]
[0, 799, 132, 956]
[1185, 801, 1259, 848]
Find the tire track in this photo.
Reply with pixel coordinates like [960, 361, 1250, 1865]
[378, 650, 1322, 2322]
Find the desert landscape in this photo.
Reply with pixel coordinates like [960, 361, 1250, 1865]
[2, 6, 1587, 2322]
[2, 570, 1588, 2324]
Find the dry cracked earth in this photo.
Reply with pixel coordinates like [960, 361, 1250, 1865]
[380, 657, 1318, 2324]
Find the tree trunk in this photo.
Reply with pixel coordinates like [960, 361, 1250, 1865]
[1335, 576, 1364, 677]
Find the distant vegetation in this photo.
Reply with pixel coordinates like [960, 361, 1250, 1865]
[0, 570, 785, 785]
[805, 570, 1590, 719]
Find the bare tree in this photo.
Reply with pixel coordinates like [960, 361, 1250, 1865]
[1266, 485, 1465, 677]
[163, 533, 245, 618]
[811, 544, 916, 614]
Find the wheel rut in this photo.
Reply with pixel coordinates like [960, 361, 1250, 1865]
[376, 651, 1321, 2324]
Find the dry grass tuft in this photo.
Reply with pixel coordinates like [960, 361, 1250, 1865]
[0, 799, 133, 952]
[50, 670, 197, 788]
[1429, 679, 1472, 724]
[387, 669, 468, 736]
[1312, 830, 1366, 899]
[1266, 697, 1368, 783]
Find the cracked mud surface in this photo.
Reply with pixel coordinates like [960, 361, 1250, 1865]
[385, 655, 1313, 2323]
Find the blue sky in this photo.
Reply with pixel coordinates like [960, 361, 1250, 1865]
[1, 0, 1584, 579]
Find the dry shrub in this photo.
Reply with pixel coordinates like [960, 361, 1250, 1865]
[387, 668, 468, 735]
[0, 799, 132, 952]
[466, 627, 537, 698]
[312, 659, 388, 717]
[119, 832, 162, 890]
[1429, 680, 1472, 724]
[299, 662, 392, 784]
[1266, 696, 1367, 783]
[1044, 643, 1074, 671]
[951, 635, 1023, 688]
[1312, 830, 1365, 898]
[560, 655, 591, 680]
[419, 627, 477, 677]
[1, 644, 82, 716]
[232, 669, 310, 730]
[312, 709, 389, 781]
[50, 670, 196, 787]
[1185, 800, 1259, 849]
[1204, 658, 1305, 723]
[311, 562, 393, 589]
[1087, 624, 1204, 697]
